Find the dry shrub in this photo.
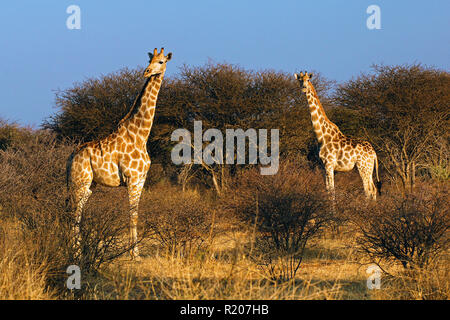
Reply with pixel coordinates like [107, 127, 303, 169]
[0, 119, 33, 151]
[374, 259, 449, 300]
[0, 131, 73, 284]
[353, 183, 449, 270]
[141, 185, 215, 256]
[334, 64, 449, 193]
[0, 220, 55, 299]
[333, 170, 369, 229]
[0, 131, 138, 295]
[226, 163, 332, 281]
[74, 188, 134, 272]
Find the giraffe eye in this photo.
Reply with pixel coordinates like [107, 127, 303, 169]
[159, 61, 164, 64]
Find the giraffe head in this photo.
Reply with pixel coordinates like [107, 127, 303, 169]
[294, 71, 313, 93]
[143, 48, 172, 78]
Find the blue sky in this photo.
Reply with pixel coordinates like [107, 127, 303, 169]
[0, 0, 449, 126]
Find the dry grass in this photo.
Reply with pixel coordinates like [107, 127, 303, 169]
[1, 183, 448, 300]
[0, 218, 56, 299]
[0, 133, 447, 300]
[73, 214, 448, 300]
[85, 229, 350, 300]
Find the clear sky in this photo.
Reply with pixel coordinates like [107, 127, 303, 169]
[0, 0, 449, 126]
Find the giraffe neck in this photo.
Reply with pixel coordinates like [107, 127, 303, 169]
[305, 83, 331, 144]
[121, 73, 164, 146]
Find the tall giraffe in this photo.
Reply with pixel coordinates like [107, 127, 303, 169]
[67, 48, 172, 260]
[294, 72, 379, 201]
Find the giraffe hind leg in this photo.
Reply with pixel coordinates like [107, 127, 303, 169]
[368, 176, 377, 200]
[358, 166, 376, 201]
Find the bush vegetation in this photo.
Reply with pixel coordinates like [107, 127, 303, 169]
[353, 184, 449, 270]
[0, 62, 448, 299]
[225, 163, 332, 281]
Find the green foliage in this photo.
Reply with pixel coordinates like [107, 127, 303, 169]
[429, 165, 450, 182]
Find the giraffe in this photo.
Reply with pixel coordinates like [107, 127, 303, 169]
[67, 48, 172, 260]
[294, 72, 380, 202]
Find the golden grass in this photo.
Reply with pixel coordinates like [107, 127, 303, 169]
[82, 217, 447, 300]
[73, 224, 443, 300]
[0, 187, 448, 300]
[0, 219, 56, 300]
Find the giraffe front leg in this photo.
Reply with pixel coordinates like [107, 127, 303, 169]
[73, 185, 92, 258]
[127, 178, 146, 261]
[325, 165, 336, 214]
[325, 165, 336, 200]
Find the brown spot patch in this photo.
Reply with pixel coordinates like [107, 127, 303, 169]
[129, 125, 137, 134]
[123, 153, 131, 162]
[131, 149, 140, 159]
[130, 160, 138, 169]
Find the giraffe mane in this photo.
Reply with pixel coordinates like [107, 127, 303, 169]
[72, 77, 151, 152]
[308, 81, 329, 121]
[118, 77, 152, 126]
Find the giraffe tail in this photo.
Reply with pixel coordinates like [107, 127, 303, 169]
[374, 154, 382, 196]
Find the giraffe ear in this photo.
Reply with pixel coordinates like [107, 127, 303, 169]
[148, 52, 154, 60]
[166, 52, 172, 61]
[294, 73, 299, 80]
[309, 73, 313, 79]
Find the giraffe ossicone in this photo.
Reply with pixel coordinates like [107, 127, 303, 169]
[294, 71, 380, 203]
[67, 48, 172, 260]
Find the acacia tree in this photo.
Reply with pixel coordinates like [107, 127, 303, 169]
[0, 119, 33, 151]
[334, 64, 450, 193]
[44, 68, 144, 142]
[154, 62, 333, 194]
[44, 62, 333, 192]
[43, 67, 172, 180]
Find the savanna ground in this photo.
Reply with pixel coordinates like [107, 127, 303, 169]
[0, 133, 447, 300]
[0, 63, 448, 300]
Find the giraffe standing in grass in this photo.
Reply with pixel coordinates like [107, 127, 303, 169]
[67, 48, 172, 260]
[294, 72, 380, 201]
